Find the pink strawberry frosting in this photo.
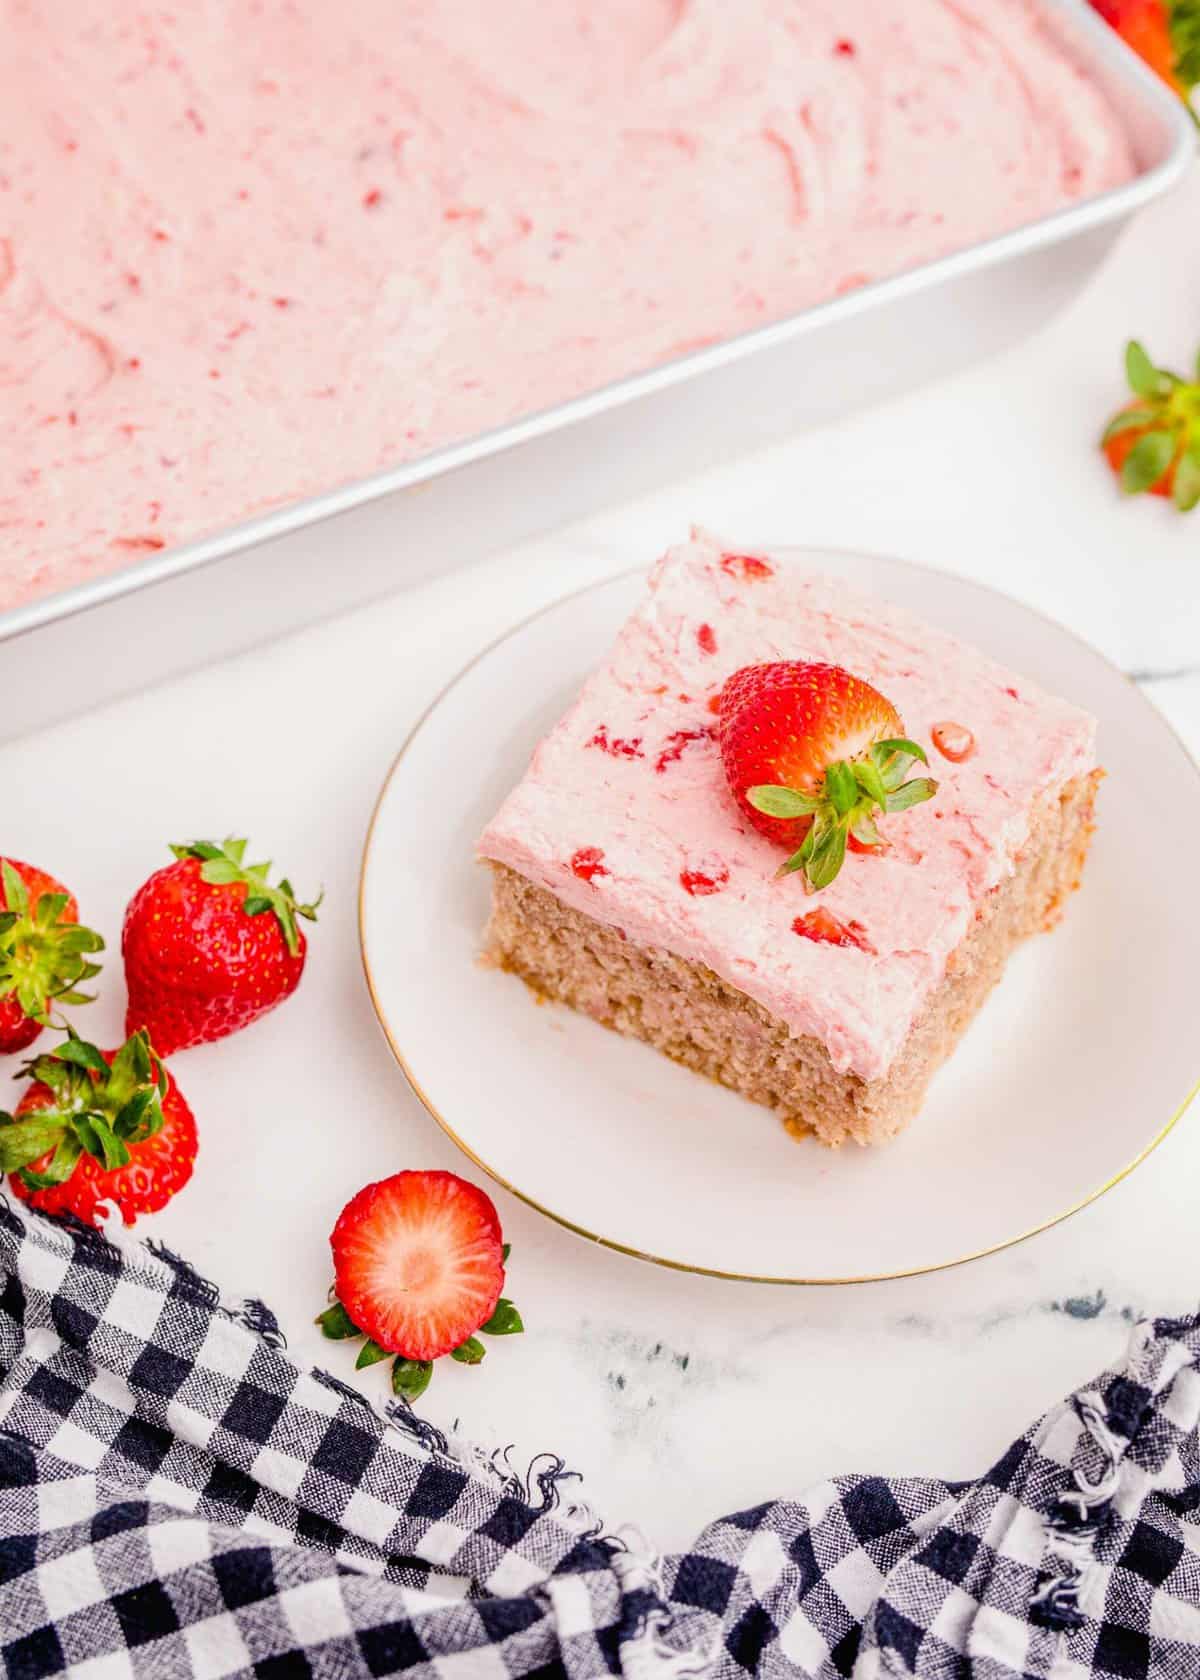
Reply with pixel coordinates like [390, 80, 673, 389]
[2, 0, 1132, 609]
[478, 531, 1097, 1081]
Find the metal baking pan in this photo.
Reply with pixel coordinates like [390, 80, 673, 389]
[1, 0, 1191, 745]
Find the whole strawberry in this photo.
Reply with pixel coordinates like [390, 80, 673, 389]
[1090, 0, 1200, 103]
[123, 838, 319, 1055]
[718, 661, 936, 891]
[0, 1027, 196, 1227]
[0, 858, 104, 1054]
[1101, 340, 1200, 511]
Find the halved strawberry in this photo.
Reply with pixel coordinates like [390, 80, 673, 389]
[0, 1027, 196, 1227]
[330, 1171, 506, 1364]
[0, 859, 104, 1054]
[718, 662, 936, 891]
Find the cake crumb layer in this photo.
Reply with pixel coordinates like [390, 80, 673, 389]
[483, 771, 1100, 1147]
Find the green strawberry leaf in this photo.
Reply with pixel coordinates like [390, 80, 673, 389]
[19, 1131, 83, 1189]
[53, 1036, 109, 1076]
[109, 1029, 154, 1096]
[199, 858, 243, 886]
[73, 1115, 130, 1173]
[1173, 445, 1200, 512]
[450, 1336, 486, 1365]
[58, 928, 105, 956]
[1125, 340, 1161, 400]
[392, 1357, 433, 1400]
[34, 892, 69, 930]
[824, 761, 858, 817]
[23, 1054, 74, 1096]
[479, 1299, 524, 1337]
[852, 757, 888, 810]
[0, 1114, 67, 1172]
[356, 1339, 390, 1370]
[1120, 430, 1176, 495]
[172, 837, 320, 957]
[172, 841, 224, 862]
[113, 1087, 163, 1145]
[501, 1243, 512, 1263]
[315, 1300, 361, 1340]
[747, 785, 819, 820]
[1101, 406, 1157, 445]
[886, 777, 938, 814]
[850, 812, 885, 849]
[873, 737, 928, 766]
[1, 862, 30, 918]
[805, 824, 847, 892]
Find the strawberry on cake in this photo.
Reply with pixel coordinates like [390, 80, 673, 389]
[478, 531, 1100, 1147]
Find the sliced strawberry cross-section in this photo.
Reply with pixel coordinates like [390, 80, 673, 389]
[331, 1170, 505, 1362]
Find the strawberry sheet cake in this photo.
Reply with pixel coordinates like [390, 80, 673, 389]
[478, 532, 1100, 1146]
[3, 0, 1133, 610]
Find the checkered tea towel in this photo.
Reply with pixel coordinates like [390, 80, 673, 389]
[2, 1196, 1200, 1680]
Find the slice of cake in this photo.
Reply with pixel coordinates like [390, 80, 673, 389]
[477, 530, 1100, 1147]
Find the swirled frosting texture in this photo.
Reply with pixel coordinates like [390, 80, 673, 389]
[478, 532, 1097, 1080]
[2, 0, 1131, 606]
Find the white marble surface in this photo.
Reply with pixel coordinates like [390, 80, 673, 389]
[3, 166, 1200, 1557]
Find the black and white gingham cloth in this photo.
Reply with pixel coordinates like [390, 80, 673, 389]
[3, 1194, 1200, 1679]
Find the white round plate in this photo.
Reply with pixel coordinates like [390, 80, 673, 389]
[360, 550, 1200, 1282]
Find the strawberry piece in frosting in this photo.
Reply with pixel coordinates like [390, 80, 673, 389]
[793, 908, 874, 952]
[570, 847, 609, 884]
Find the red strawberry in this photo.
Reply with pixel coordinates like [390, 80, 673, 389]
[1100, 340, 1200, 511]
[570, 847, 609, 883]
[1090, 0, 1199, 100]
[793, 908, 874, 952]
[330, 1170, 506, 1365]
[0, 859, 104, 1055]
[718, 662, 936, 891]
[123, 838, 319, 1055]
[0, 1028, 196, 1227]
[931, 721, 976, 763]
